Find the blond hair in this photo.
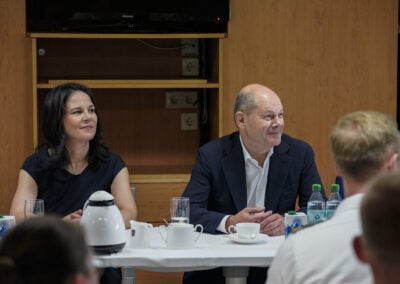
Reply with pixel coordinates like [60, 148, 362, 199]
[330, 111, 400, 183]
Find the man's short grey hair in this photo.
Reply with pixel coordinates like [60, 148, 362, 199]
[233, 88, 258, 117]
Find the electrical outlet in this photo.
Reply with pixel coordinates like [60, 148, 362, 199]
[182, 58, 199, 76]
[166, 91, 198, 108]
[181, 113, 198, 131]
[181, 39, 199, 56]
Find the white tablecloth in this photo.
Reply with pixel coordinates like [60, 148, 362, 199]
[97, 227, 284, 272]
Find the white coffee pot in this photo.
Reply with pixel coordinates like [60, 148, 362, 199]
[81, 190, 126, 254]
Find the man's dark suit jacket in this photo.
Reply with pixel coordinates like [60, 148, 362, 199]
[182, 132, 323, 284]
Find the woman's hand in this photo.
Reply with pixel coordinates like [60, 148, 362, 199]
[63, 209, 83, 223]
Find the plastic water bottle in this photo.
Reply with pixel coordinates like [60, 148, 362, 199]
[326, 183, 342, 220]
[307, 184, 325, 225]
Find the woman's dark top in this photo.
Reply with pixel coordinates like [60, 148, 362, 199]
[21, 149, 125, 216]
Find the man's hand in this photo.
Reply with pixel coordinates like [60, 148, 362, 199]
[259, 210, 284, 236]
[225, 207, 266, 232]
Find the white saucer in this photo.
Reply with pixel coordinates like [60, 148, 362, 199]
[228, 234, 268, 244]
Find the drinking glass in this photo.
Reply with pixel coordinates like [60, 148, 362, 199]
[170, 197, 190, 223]
[24, 199, 45, 219]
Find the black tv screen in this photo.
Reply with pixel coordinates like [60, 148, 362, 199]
[26, 0, 230, 34]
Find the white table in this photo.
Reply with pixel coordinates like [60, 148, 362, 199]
[96, 227, 284, 284]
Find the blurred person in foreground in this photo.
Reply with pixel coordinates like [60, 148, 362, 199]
[9, 82, 137, 283]
[183, 83, 323, 284]
[267, 111, 400, 284]
[0, 215, 99, 284]
[353, 171, 400, 284]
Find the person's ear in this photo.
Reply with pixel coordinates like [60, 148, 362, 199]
[387, 152, 399, 171]
[234, 111, 246, 129]
[334, 162, 342, 176]
[353, 236, 368, 264]
[68, 273, 85, 284]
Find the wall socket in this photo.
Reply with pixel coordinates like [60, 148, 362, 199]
[181, 39, 199, 56]
[181, 113, 198, 131]
[166, 91, 198, 108]
[182, 58, 199, 76]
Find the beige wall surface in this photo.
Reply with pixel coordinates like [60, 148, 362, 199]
[223, 0, 398, 190]
[0, 0, 398, 212]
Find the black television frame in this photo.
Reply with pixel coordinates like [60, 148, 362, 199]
[26, 0, 230, 34]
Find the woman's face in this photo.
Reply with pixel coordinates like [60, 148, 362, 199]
[63, 91, 97, 144]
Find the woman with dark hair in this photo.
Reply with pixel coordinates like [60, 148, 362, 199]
[9, 82, 137, 283]
[40, 82, 110, 174]
[0, 215, 99, 284]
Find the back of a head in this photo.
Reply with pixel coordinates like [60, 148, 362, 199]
[330, 111, 400, 183]
[0, 216, 93, 284]
[361, 171, 400, 264]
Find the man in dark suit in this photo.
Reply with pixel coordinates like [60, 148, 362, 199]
[182, 83, 323, 284]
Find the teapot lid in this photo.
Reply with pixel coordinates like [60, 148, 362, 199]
[87, 190, 115, 206]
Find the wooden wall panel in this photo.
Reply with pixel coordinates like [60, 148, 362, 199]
[223, 0, 398, 189]
[134, 270, 183, 284]
[0, 0, 32, 214]
[134, 182, 187, 225]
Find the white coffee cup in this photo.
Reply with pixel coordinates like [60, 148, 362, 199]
[129, 220, 153, 248]
[159, 223, 203, 249]
[228, 222, 260, 239]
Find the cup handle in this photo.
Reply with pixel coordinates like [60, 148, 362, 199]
[193, 224, 203, 243]
[227, 225, 236, 234]
[158, 225, 167, 244]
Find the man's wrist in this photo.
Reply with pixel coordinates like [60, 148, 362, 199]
[225, 215, 236, 232]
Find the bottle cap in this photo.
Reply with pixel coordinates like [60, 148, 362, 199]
[312, 184, 321, 192]
[331, 184, 340, 192]
[287, 210, 296, 215]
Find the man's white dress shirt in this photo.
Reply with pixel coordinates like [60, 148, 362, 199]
[241, 136, 273, 208]
[217, 136, 273, 233]
[266, 193, 373, 284]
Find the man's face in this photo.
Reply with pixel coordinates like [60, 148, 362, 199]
[239, 93, 284, 154]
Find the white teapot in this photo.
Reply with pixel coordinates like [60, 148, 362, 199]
[81, 190, 126, 254]
[159, 223, 203, 250]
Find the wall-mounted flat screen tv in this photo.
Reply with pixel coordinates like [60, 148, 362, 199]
[26, 0, 230, 34]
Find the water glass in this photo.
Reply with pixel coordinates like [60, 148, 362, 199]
[24, 199, 45, 219]
[170, 197, 189, 223]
